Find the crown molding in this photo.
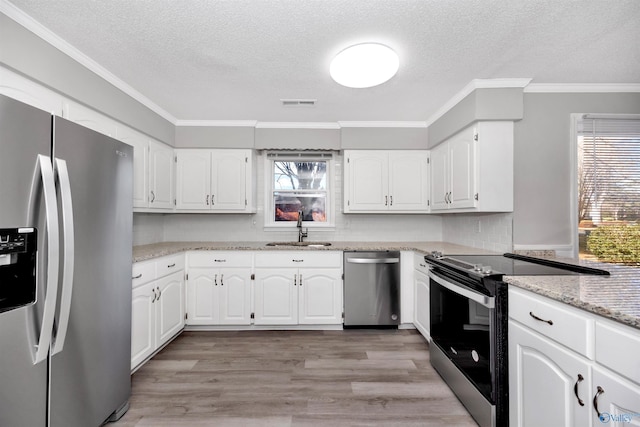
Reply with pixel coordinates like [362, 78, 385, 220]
[175, 120, 258, 127]
[524, 83, 640, 93]
[255, 122, 340, 129]
[338, 121, 427, 128]
[1, 0, 177, 124]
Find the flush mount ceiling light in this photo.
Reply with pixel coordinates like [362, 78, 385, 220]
[330, 43, 399, 88]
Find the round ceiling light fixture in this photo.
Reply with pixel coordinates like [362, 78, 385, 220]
[330, 43, 399, 88]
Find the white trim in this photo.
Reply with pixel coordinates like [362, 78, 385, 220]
[1, 0, 177, 124]
[569, 113, 581, 258]
[175, 120, 258, 127]
[256, 122, 340, 129]
[524, 83, 640, 93]
[425, 78, 532, 127]
[338, 121, 427, 128]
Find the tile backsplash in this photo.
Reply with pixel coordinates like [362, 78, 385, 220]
[441, 212, 513, 253]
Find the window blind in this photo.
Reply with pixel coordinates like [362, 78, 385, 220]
[577, 115, 640, 225]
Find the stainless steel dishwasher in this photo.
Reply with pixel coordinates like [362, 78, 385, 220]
[343, 251, 401, 327]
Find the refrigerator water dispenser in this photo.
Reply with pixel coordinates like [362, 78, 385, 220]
[0, 227, 37, 313]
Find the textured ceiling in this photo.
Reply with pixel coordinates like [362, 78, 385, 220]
[6, 0, 640, 122]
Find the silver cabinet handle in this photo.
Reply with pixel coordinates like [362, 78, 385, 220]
[211, 194, 215, 205]
[299, 274, 302, 286]
[157, 286, 161, 299]
[385, 195, 388, 206]
[214, 274, 218, 286]
[292, 259, 304, 263]
[529, 311, 553, 325]
[150, 190, 155, 203]
[220, 274, 224, 286]
[294, 274, 297, 286]
[167, 263, 176, 268]
[390, 195, 393, 206]
[132, 273, 143, 279]
[593, 386, 605, 419]
[214, 259, 226, 263]
[206, 194, 209, 205]
[574, 374, 585, 406]
[152, 288, 157, 303]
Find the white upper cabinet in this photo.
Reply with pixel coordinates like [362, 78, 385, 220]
[65, 100, 118, 138]
[0, 68, 64, 116]
[176, 149, 254, 212]
[116, 126, 149, 209]
[148, 140, 175, 210]
[344, 150, 430, 213]
[430, 121, 514, 212]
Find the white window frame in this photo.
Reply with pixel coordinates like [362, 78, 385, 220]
[263, 151, 336, 230]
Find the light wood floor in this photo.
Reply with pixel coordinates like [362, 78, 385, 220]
[112, 329, 478, 426]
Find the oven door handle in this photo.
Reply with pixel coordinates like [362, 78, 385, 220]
[428, 270, 495, 309]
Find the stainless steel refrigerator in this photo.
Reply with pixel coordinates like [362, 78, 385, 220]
[0, 94, 132, 426]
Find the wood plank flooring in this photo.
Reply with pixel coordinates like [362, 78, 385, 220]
[111, 329, 478, 426]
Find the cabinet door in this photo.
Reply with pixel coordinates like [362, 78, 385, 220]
[186, 268, 218, 325]
[345, 151, 389, 211]
[253, 269, 298, 325]
[217, 268, 252, 325]
[298, 268, 342, 325]
[131, 282, 155, 370]
[413, 269, 430, 340]
[211, 150, 247, 211]
[509, 321, 592, 427]
[156, 271, 185, 347]
[149, 140, 174, 209]
[430, 143, 449, 211]
[388, 151, 430, 211]
[591, 367, 640, 426]
[449, 129, 476, 209]
[176, 150, 211, 209]
[117, 127, 149, 208]
[0, 68, 64, 116]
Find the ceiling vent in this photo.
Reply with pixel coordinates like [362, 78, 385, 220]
[281, 99, 316, 107]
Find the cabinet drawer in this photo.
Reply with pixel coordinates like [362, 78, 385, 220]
[414, 252, 429, 275]
[132, 261, 156, 289]
[595, 320, 640, 384]
[509, 288, 593, 357]
[254, 251, 342, 268]
[188, 251, 253, 268]
[156, 254, 185, 278]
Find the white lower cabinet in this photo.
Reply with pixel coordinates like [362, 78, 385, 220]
[509, 287, 640, 427]
[131, 256, 185, 371]
[186, 267, 252, 325]
[185, 252, 253, 326]
[413, 253, 430, 340]
[509, 320, 592, 427]
[253, 252, 343, 325]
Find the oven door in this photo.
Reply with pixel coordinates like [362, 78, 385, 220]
[429, 269, 495, 402]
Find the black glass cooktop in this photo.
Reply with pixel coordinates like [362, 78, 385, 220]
[428, 253, 610, 276]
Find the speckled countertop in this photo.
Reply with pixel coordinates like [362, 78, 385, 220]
[133, 241, 640, 330]
[504, 258, 640, 330]
[132, 241, 496, 262]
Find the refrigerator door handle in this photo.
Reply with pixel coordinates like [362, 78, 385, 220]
[52, 158, 74, 355]
[28, 154, 60, 365]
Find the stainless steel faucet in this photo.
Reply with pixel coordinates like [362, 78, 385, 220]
[297, 209, 308, 242]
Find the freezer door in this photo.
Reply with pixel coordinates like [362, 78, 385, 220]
[49, 117, 133, 427]
[0, 95, 51, 427]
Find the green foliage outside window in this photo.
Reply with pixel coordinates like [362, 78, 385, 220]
[587, 224, 640, 266]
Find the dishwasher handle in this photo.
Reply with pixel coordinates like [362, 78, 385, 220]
[346, 257, 400, 264]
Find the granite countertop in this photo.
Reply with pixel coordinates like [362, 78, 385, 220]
[132, 240, 497, 262]
[132, 241, 640, 330]
[504, 258, 640, 330]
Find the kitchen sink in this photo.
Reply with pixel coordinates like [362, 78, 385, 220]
[265, 241, 332, 247]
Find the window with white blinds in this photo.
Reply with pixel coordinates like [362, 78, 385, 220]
[577, 114, 640, 265]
